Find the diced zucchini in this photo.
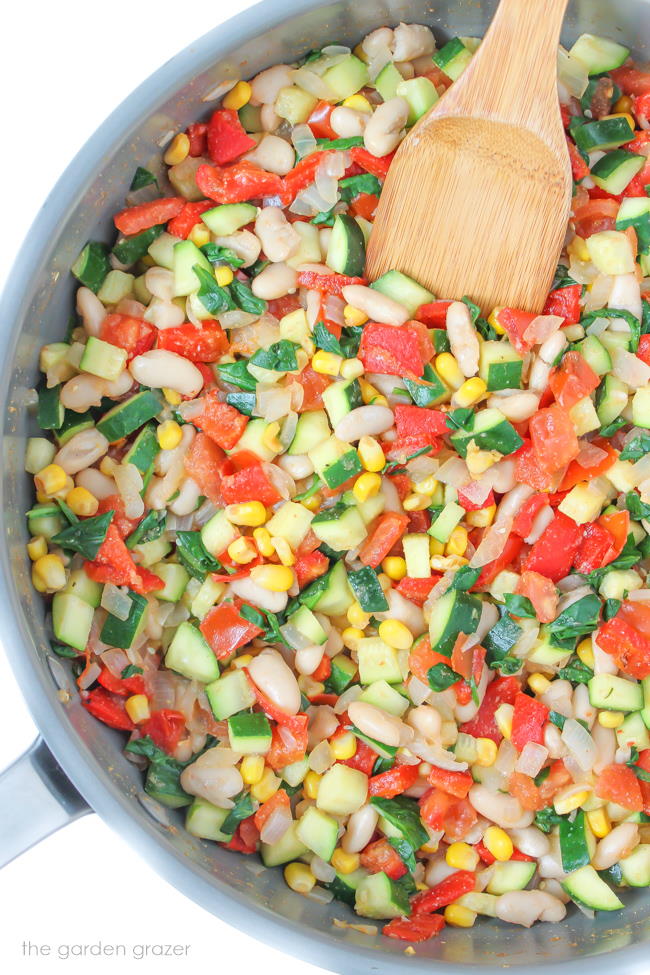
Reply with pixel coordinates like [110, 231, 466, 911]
[205, 669, 256, 721]
[165, 622, 220, 683]
[569, 33, 630, 75]
[201, 203, 257, 237]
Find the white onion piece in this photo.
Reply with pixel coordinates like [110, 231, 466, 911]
[516, 742, 549, 778]
[576, 440, 608, 467]
[334, 684, 363, 714]
[470, 517, 513, 567]
[79, 663, 101, 690]
[310, 855, 336, 884]
[410, 741, 468, 771]
[561, 718, 596, 772]
[406, 675, 432, 706]
[293, 67, 338, 100]
[557, 47, 588, 98]
[457, 477, 492, 508]
[279, 623, 313, 651]
[255, 384, 293, 423]
[218, 310, 259, 330]
[525, 505, 555, 545]
[291, 122, 317, 158]
[494, 738, 518, 776]
[523, 314, 563, 346]
[101, 586, 133, 623]
[629, 589, 650, 602]
[436, 456, 471, 487]
[100, 646, 130, 676]
[309, 740, 334, 774]
[608, 272, 642, 321]
[612, 348, 650, 389]
[259, 804, 292, 845]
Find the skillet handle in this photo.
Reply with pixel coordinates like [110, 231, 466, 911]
[0, 737, 90, 868]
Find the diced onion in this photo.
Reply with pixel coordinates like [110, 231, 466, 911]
[324, 293, 345, 326]
[101, 586, 133, 623]
[436, 456, 471, 487]
[470, 517, 513, 568]
[410, 740, 468, 770]
[280, 623, 313, 650]
[456, 477, 492, 508]
[293, 67, 338, 100]
[561, 718, 596, 772]
[218, 310, 259, 330]
[406, 675, 432, 706]
[612, 348, 650, 389]
[100, 646, 130, 676]
[309, 740, 334, 774]
[113, 463, 145, 520]
[256, 384, 293, 423]
[310, 856, 336, 883]
[259, 804, 292, 845]
[523, 314, 563, 346]
[494, 738, 518, 776]
[177, 397, 206, 421]
[576, 440, 608, 468]
[79, 663, 101, 690]
[291, 123, 317, 158]
[515, 742, 549, 778]
[557, 47, 589, 99]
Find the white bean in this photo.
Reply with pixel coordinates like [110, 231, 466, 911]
[330, 106, 368, 138]
[446, 301, 480, 377]
[592, 823, 639, 870]
[251, 64, 295, 105]
[407, 705, 442, 741]
[342, 284, 409, 327]
[104, 371, 135, 399]
[169, 477, 201, 516]
[510, 826, 550, 858]
[528, 357, 552, 394]
[485, 458, 517, 494]
[295, 644, 325, 676]
[425, 857, 457, 887]
[251, 262, 298, 300]
[334, 404, 394, 442]
[255, 207, 300, 263]
[75, 467, 115, 499]
[60, 374, 107, 411]
[496, 890, 566, 928]
[308, 706, 338, 749]
[487, 391, 540, 422]
[394, 60, 415, 80]
[543, 723, 566, 759]
[248, 649, 301, 715]
[146, 425, 195, 509]
[229, 575, 288, 614]
[539, 878, 571, 903]
[130, 349, 203, 397]
[469, 784, 533, 828]
[318, 228, 332, 257]
[260, 104, 281, 132]
[573, 682, 596, 728]
[215, 230, 261, 268]
[277, 453, 314, 480]
[244, 134, 295, 176]
[76, 287, 106, 336]
[362, 27, 394, 59]
[54, 428, 109, 475]
[143, 298, 186, 330]
[145, 267, 175, 302]
[342, 805, 379, 853]
[180, 747, 243, 806]
[525, 505, 555, 544]
[363, 97, 409, 158]
[347, 701, 405, 747]
[392, 23, 435, 61]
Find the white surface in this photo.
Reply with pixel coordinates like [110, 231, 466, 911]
[0, 2, 331, 971]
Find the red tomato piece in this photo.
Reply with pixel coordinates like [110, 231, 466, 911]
[511, 493, 550, 538]
[95, 494, 140, 539]
[166, 200, 213, 239]
[349, 192, 379, 220]
[311, 654, 331, 683]
[186, 122, 208, 157]
[457, 485, 496, 512]
[306, 100, 337, 139]
[349, 146, 395, 180]
[82, 687, 135, 731]
[396, 575, 443, 607]
[508, 771, 545, 811]
[156, 319, 228, 362]
[597, 509, 629, 564]
[84, 525, 162, 595]
[114, 197, 185, 235]
[598, 601, 650, 679]
[220, 462, 282, 505]
[596, 763, 644, 812]
[383, 914, 445, 943]
[460, 676, 520, 742]
[196, 161, 284, 204]
[293, 366, 332, 411]
[141, 709, 187, 754]
[295, 270, 366, 295]
[221, 815, 259, 853]
[566, 137, 590, 183]
[253, 788, 290, 832]
[183, 432, 226, 505]
[368, 763, 420, 798]
[427, 765, 473, 799]
[394, 404, 449, 439]
[530, 403, 579, 474]
[411, 870, 476, 915]
[523, 511, 583, 582]
[572, 198, 619, 238]
[415, 300, 451, 326]
[514, 441, 559, 492]
[495, 308, 537, 354]
[99, 313, 155, 361]
[294, 550, 329, 589]
[573, 522, 617, 574]
[359, 323, 425, 377]
[340, 738, 378, 776]
[358, 512, 410, 568]
[192, 391, 249, 449]
[97, 666, 145, 697]
[548, 351, 600, 410]
[511, 692, 550, 752]
[266, 715, 309, 771]
[516, 570, 558, 624]
[408, 636, 452, 684]
[206, 109, 256, 165]
[360, 839, 407, 880]
[542, 283, 582, 324]
[611, 65, 650, 96]
[638, 334, 650, 367]
[419, 789, 478, 841]
[200, 602, 263, 659]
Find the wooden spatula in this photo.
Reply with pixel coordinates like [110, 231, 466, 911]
[365, 0, 572, 313]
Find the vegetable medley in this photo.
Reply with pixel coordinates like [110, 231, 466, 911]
[26, 21, 650, 942]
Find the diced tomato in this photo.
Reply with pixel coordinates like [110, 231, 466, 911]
[383, 433, 442, 461]
[95, 494, 140, 539]
[457, 485, 496, 512]
[559, 440, 618, 491]
[542, 283, 582, 324]
[523, 511, 583, 582]
[420, 788, 478, 840]
[411, 870, 476, 915]
[566, 137, 590, 183]
[368, 763, 420, 798]
[186, 122, 208, 157]
[572, 197, 619, 238]
[548, 351, 600, 410]
[266, 715, 309, 770]
[360, 838, 407, 880]
[512, 493, 550, 538]
[396, 575, 443, 607]
[114, 197, 185, 235]
[191, 391, 249, 449]
[293, 365, 332, 411]
[383, 914, 445, 943]
[514, 441, 559, 492]
[82, 687, 135, 730]
[99, 313, 155, 361]
[511, 692, 549, 751]
[140, 709, 187, 754]
[408, 636, 452, 684]
[84, 525, 162, 595]
[406, 508, 431, 533]
[349, 192, 379, 220]
[183, 432, 226, 505]
[611, 65, 650, 96]
[494, 308, 537, 354]
[200, 602, 263, 659]
[359, 323, 425, 377]
[311, 654, 331, 683]
[596, 762, 644, 812]
[460, 676, 520, 743]
[340, 738, 378, 776]
[359, 512, 410, 568]
[573, 522, 616, 574]
[295, 270, 366, 295]
[266, 294, 302, 318]
[281, 151, 336, 204]
[516, 570, 557, 624]
[196, 161, 284, 204]
[97, 666, 145, 697]
[638, 334, 650, 367]
[220, 461, 282, 505]
[253, 788, 290, 832]
[394, 404, 449, 439]
[206, 109, 256, 165]
[473, 534, 524, 590]
[294, 550, 329, 589]
[167, 199, 213, 238]
[427, 765, 473, 799]
[221, 815, 260, 854]
[530, 404, 579, 474]
[415, 300, 451, 326]
[156, 320, 228, 362]
[508, 771, 545, 812]
[598, 600, 650, 679]
[349, 146, 395, 180]
[306, 100, 337, 139]
[598, 509, 629, 563]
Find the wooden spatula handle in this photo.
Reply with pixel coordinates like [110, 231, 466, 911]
[430, 0, 569, 147]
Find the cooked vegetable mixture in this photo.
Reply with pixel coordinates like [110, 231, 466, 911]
[26, 22, 650, 941]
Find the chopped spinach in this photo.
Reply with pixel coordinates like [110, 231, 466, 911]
[557, 657, 594, 685]
[313, 321, 344, 356]
[217, 359, 258, 391]
[51, 510, 113, 560]
[535, 806, 565, 833]
[124, 736, 191, 808]
[625, 491, 650, 521]
[580, 307, 640, 352]
[126, 509, 166, 549]
[130, 166, 157, 191]
[339, 173, 381, 202]
[175, 531, 222, 580]
[504, 593, 537, 618]
[201, 242, 245, 268]
[620, 433, 650, 462]
[230, 278, 267, 315]
[193, 264, 236, 314]
[547, 594, 601, 642]
[370, 796, 429, 858]
[427, 662, 461, 691]
[603, 598, 622, 621]
[221, 789, 255, 836]
[250, 339, 300, 372]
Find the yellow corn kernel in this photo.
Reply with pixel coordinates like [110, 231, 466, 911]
[188, 223, 211, 248]
[429, 536, 445, 557]
[301, 492, 322, 512]
[487, 307, 506, 335]
[453, 377, 488, 409]
[466, 504, 496, 528]
[303, 770, 322, 800]
[347, 601, 370, 628]
[357, 435, 385, 473]
[262, 421, 282, 453]
[223, 80, 252, 111]
[340, 357, 364, 380]
[250, 564, 295, 592]
[613, 95, 633, 115]
[342, 627, 365, 650]
[157, 420, 183, 451]
[435, 353, 464, 390]
[226, 501, 267, 527]
[494, 702, 513, 740]
[446, 526, 468, 557]
[378, 619, 413, 651]
[598, 710, 624, 729]
[215, 265, 235, 287]
[567, 235, 590, 262]
[343, 304, 368, 327]
[312, 349, 342, 376]
[483, 826, 513, 862]
[163, 132, 190, 166]
[446, 842, 480, 871]
[163, 386, 182, 406]
[382, 556, 407, 581]
[353, 471, 381, 503]
[413, 475, 439, 497]
[271, 536, 296, 567]
[475, 737, 498, 767]
[241, 754, 265, 785]
[587, 807, 611, 839]
[403, 493, 430, 512]
[34, 464, 67, 497]
[27, 536, 48, 561]
[342, 93, 372, 113]
[528, 672, 552, 695]
[359, 378, 387, 406]
[228, 536, 258, 565]
[577, 637, 595, 669]
[251, 767, 281, 803]
[32, 554, 66, 592]
[65, 486, 99, 517]
[554, 789, 591, 816]
[233, 653, 253, 670]
[125, 694, 150, 724]
[330, 731, 357, 761]
[331, 848, 360, 874]
[284, 862, 316, 895]
[253, 526, 275, 558]
[444, 904, 477, 928]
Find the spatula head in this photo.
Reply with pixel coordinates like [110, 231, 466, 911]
[366, 115, 572, 313]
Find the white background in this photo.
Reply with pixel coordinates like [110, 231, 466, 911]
[0, 2, 330, 972]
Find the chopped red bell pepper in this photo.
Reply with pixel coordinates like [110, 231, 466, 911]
[281, 151, 335, 203]
[349, 146, 395, 180]
[542, 283, 582, 323]
[196, 161, 284, 204]
[220, 460, 283, 505]
[340, 737, 378, 775]
[368, 763, 420, 798]
[419, 788, 477, 840]
[349, 192, 379, 220]
[494, 307, 537, 354]
[597, 509, 629, 564]
[140, 709, 187, 754]
[457, 485, 496, 512]
[156, 319, 228, 362]
[266, 715, 309, 770]
[573, 522, 617, 574]
[415, 300, 452, 326]
[512, 493, 550, 538]
[358, 512, 410, 568]
[294, 550, 329, 589]
[186, 122, 208, 157]
[84, 525, 163, 595]
[99, 313, 156, 361]
[394, 404, 449, 439]
[97, 666, 145, 697]
[638, 334, 650, 366]
[548, 351, 600, 410]
[183, 432, 226, 505]
[360, 838, 407, 880]
[311, 654, 332, 683]
[516, 570, 558, 624]
[82, 687, 135, 730]
[200, 602, 263, 659]
[596, 762, 644, 811]
[611, 65, 650, 96]
[206, 109, 256, 165]
[559, 440, 618, 491]
[395, 575, 443, 607]
[510, 692, 550, 752]
[529, 403, 580, 474]
[306, 100, 337, 139]
[295, 270, 366, 295]
[114, 196, 185, 235]
[427, 765, 473, 799]
[166, 199, 213, 238]
[473, 534, 524, 590]
[192, 391, 249, 449]
[359, 323, 425, 377]
[460, 676, 520, 743]
[95, 494, 140, 539]
[383, 914, 446, 943]
[221, 816, 259, 853]
[411, 870, 476, 915]
[566, 137, 590, 183]
[522, 511, 583, 582]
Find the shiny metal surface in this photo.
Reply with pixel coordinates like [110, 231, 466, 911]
[0, 2, 648, 971]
